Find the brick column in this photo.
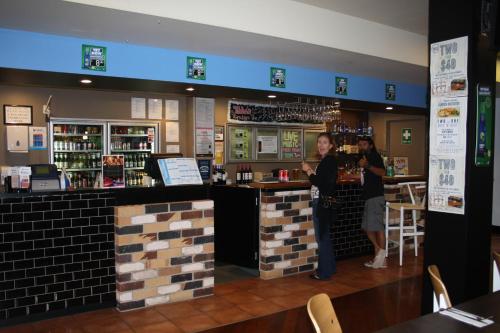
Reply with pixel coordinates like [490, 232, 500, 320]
[259, 189, 318, 279]
[114, 200, 214, 311]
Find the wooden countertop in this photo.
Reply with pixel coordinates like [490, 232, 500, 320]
[246, 175, 426, 190]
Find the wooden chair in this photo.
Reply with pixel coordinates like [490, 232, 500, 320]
[493, 251, 500, 292]
[307, 293, 342, 333]
[386, 182, 426, 266]
[428, 265, 452, 312]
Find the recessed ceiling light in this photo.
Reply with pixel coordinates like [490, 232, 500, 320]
[80, 79, 92, 84]
[385, 106, 394, 110]
[186, 87, 195, 91]
[268, 95, 277, 99]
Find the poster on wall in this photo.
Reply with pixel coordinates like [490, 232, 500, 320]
[428, 36, 468, 215]
[229, 127, 252, 160]
[257, 136, 278, 154]
[270, 67, 286, 88]
[148, 99, 162, 119]
[430, 36, 468, 97]
[428, 155, 465, 214]
[82, 45, 106, 71]
[335, 77, 348, 95]
[475, 85, 492, 166]
[3, 105, 33, 125]
[195, 98, 215, 156]
[429, 96, 468, 155]
[281, 129, 303, 160]
[29, 126, 47, 150]
[187, 57, 206, 80]
[131, 97, 146, 119]
[102, 155, 125, 188]
[385, 84, 396, 101]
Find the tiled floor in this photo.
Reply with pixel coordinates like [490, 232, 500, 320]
[0, 249, 423, 333]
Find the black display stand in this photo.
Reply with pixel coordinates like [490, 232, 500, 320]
[423, 0, 497, 313]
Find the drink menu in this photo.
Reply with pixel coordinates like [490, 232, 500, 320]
[158, 158, 203, 186]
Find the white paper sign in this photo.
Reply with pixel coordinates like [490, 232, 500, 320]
[257, 136, 278, 154]
[430, 36, 468, 97]
[29, 126, 48, 150]
[165, 100, 179, 120]
[165, 122, 180, 142]
[131, 97, 146, 119]
[428, 155, 465, 214]
[195, 98, 215, 156]
[429, 96, 468, 155]
[157, 158, 203, 186]
[166, 145, 180, 154]
[428, 36, 468, 215]
[148, 99, 162, 119]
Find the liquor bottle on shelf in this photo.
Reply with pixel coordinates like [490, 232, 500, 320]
[236, 165, 241, 184]
[248, 165, 253, 183]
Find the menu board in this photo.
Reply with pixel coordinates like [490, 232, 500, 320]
[229, 126, 253, 161]
[281, 129, 303, 160]
[158, 158, 203, 186]
[256, 128, 279, 160]
[428, 36, 468, 214]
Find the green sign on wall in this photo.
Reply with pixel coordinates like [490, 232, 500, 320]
[82, 45, 106, 71]
[475, 85, 492, 166]
[335, 77, 348, 95]
[270, 67, 286, 88]
[402, 128, 412, 144]
[187, 56, 206, 80]
[386, 83, 396, 101]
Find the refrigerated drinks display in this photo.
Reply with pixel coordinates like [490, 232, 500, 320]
[51, 122, 105, 189]
[108, 123, 158, 187]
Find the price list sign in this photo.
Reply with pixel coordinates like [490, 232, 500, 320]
[82, 45, 106, 71]
[428, 36, 468, 214]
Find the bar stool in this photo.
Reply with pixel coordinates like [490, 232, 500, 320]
[493, 251, 500, 292]
[385, 182, 426, 266]
[428, 265, 452, 312]
[307, 293, 342, 333]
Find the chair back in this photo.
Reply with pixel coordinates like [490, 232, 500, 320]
[428, 265, 452, 309]
[398, 181, 427, 208]
[307, 293, 342, 333]
[494, 251, 500, 272]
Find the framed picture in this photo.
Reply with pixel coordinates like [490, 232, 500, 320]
[3, 105, 33, 125]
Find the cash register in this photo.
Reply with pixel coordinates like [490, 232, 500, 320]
[30, 164, 60, 192]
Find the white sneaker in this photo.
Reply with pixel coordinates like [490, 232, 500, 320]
[364, 260, 374, 268]
[372, 250, 387, 269]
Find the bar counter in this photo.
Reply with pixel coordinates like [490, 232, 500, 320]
[214, 175, 426, 280]
[0, 185, 213, 324]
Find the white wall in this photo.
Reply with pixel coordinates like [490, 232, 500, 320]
[492, 98, 500, 226]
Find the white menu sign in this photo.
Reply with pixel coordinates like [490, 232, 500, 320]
[195, 98, 214, 156]
[157, 158, 203, 186]
[430, 36, 468, 97]
[428, 36, 468, 215]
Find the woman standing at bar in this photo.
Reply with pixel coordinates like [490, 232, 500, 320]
[302, 132, 338, 280]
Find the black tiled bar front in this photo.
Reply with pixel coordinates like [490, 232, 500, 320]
[0, 191, 116, 323]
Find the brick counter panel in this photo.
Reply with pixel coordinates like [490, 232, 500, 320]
[0, 192, 115, 323]
[114, 200, 214, 311]
[259, 189, 318, 279]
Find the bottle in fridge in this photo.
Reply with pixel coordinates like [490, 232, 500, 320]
[51, 121, 105, 190]
[108, 123, 158, 187]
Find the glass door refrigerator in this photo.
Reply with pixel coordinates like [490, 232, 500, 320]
[49, 119, 106, 189]
[107, 122, 159, 187]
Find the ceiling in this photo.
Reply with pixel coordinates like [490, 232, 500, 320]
[0, 0, 428, 85]
[292, 0, 428, 35]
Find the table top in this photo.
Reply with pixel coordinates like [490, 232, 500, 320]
[375, 292, 500, 333]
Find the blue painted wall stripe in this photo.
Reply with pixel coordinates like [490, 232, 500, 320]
[0, 28, 427, 108]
